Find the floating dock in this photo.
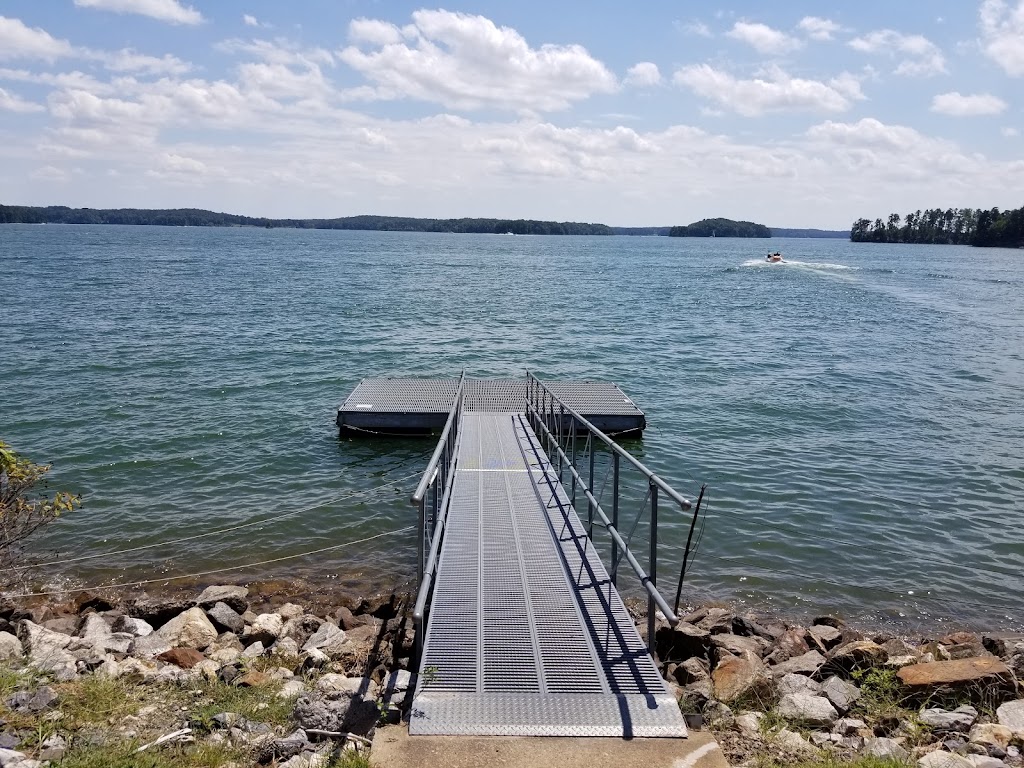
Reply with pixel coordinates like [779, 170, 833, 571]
[336, 378, 646, 434]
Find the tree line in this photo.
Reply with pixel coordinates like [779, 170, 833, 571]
[850, 206, 1024, 248]
[669, 218, 771, 238]
[0, 205, 621, 235]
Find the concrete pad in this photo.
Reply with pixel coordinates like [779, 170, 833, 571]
[371, 727, 730, 768]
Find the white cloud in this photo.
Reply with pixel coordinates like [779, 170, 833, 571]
[678, 20, 712, 38]
[338, 10, 617, 112]
[73, 0, 202, 26]
[0, 86, 45, 112]
[979, 0, 1024, 76]
[798, 17, 842, 41]
[726, 21, 802, 54]
[0, 16, 75, 61]
[1003, 126, 1020, 136]
[625, 62, 661, 87]
[931, 91, 1007, 116]
[243, 15, 259, 27]
[849, 30, 946, 76]
[673, 64, 862, 116]
[101, 49, 191, 75]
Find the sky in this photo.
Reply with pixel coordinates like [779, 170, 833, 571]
[0, 1, 1022, 228]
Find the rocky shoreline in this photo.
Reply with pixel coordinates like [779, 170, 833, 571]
[650, 603, 1024, 768]
[0, 585, 1021, 767]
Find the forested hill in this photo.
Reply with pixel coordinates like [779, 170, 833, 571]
[669, 218, 770, 238]
[0, 205, 614, 235]
[851, 206, 1024, 248]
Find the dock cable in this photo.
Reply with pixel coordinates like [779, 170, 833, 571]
[6, 525, 417, 599]
[31, 469, 423, 567]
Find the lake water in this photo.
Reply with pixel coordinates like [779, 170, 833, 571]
[2, 225, 1022, 630]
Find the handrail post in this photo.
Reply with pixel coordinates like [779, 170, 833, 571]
[648, 480, 658, 654]
[570, 418, 577, 507]
[417, 497, 426, 588]
[611, 452, 620, 585]
[587, 439, 595, 535]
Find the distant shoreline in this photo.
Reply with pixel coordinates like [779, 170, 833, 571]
[0, 204, 849, 239]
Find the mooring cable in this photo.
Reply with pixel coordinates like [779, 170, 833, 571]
[8, 525, 417, 599]
[32, 469, 422, 567]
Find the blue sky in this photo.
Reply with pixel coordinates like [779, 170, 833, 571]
[1, 1, 1021, 228]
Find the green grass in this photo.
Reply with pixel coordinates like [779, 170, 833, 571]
[756, 757, 911, 768]
[59, 740, 247, 768]
[182, 676, 297, 733]
[325, 750, 373, 768]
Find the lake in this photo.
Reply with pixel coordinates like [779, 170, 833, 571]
[2, 225, 1022, 630]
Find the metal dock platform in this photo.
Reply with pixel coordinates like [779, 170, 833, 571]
[336, 378, 646, 434]
[410, 410, 684, 736]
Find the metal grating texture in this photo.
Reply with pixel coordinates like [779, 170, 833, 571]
[337, 378, 645, 432]
[411, 412, 684, 737]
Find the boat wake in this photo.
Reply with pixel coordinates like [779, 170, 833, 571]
[742, 259, 857, 271]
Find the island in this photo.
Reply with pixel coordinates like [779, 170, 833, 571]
[668, 218, 771, 238]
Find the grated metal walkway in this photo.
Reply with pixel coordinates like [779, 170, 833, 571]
[409, 412, 685, 737]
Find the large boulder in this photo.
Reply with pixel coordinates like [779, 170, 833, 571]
[827, 640, 888, 674]
[897, 658, 1015, 699]
[920, 706, 978, 733]
[862, 737, 910, 762]
[771, 650, 826, 677]
[0, 632, 23, 661]
[777, 673, 822, 697]
[655, 622, 711, 662]
[205, 602, 244, 635]
[996, 700, 1024, 735]
[78, 614, 133, 654]
[156, 608, 218, 650]
[244, 614, 284, 645]
[820, 675, 861, 713]
[16, 621, 76, 677]
[766, 627, 810, 664]
[711, 633, 767, 659]
[712, 650, 772, 705]
[301, 623, 348, 656]
[777, 693, 839, 727]
[128, 594, 192, 628]
[918, 751, 975, 768]
[195, 585, 249, 614]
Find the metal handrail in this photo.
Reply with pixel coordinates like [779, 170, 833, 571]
[526, 372, 692, 647]
[410, 372, 467, 661]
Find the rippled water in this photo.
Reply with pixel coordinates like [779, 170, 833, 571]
[3, 225, 1022, 629]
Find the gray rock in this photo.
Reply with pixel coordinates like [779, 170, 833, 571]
[6, 686, 57, 714]
[0, 633, 23, 662]
[821, 675, 861, 713]
[672, 657, 710, 686]
[774, 728, 818, 755]
[128, 594, 191, 628]
[38, 734, 66, 762]
[206, 602, 244, 635]
[921, 706, 979, 733]
[111, 615, 153, 637]
[195, 585, 249, 614]
[279, 615, 323, 649]
[969, 724, 1012, 750]
[808, 625, 844, 651]
[385, 670, 414, 695]
[0, 747, 38, 768]
[655, 622, 712, 661]
[810, 731, 841, 746]
[130, 633, 173, 659]
[16, 620, 71, 657]
[996, 700, 1024, 733]
[278, 680, 306, 700]
[292, 694, 353, 732]
[272, 637, 300, 658]
[777, 672, 822, 696]
[771, 650, 826, 677]
[711, 633, 766, 659]
[967, 758, 1008, 768]
[79, 614, 133, 654]
[833, 717, 867, 736]
[862, 737, 910, 761]
[777, 693, 839, 726]
[703, 701, 734, 728]
[918, 752, 975, 768]
[245, 613, 285, 645]
[734, 712, 763, 739]
[302, 623, 348, 655]
[156, 608, 218, 650]
[241, 641, 265, 659]
[0, 735, 18, 751]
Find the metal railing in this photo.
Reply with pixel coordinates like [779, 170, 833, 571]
[410, 372, 467, 661]
[526, 372, 691, 650]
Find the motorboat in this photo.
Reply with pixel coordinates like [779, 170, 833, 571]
[766, 252, 784, 263]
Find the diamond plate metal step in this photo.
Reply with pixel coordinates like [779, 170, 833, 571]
[410, 412, 685, 738]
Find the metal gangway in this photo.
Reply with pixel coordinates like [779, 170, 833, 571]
[407, 373, 696, 737]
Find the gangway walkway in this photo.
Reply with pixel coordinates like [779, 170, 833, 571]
[408, 409, 687, 737]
